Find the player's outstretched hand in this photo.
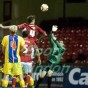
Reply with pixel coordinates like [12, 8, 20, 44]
[52, 25, 58, 32]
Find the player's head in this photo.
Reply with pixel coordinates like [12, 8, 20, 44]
[59, 40, 64, 46]
[22, 29, 29, 38]
[27, 15, 35, 24]
[9, 25, 17, 34]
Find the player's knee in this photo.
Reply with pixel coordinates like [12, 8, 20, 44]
[47, 70, 53, 77]
[29, 77, 34, 86]
[41, 71, 46, 78]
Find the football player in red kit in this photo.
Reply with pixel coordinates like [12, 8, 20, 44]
[12, 29, 41, 88]
[21, 30, 41, 88]
[18, 15, 47, 47]
[0, 15, 47, 48]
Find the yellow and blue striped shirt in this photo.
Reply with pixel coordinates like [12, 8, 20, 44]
[1, 35, 25, 63]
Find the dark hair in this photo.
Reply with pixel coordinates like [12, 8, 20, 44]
[27, 15, 35, 23]
[22, 30, 29, 38]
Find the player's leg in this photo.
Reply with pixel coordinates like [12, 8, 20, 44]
[18, 75, 25, 88]
[26, 62, 34, 88]
[1, 63, 12, 87]
[35, 70, 47, 88]
[35, 66, 53, 88]
[12, 76, 16, 88]
[2, 74, 9, 88]
[47, 70, 53, 88]
[13, 63, 25, 88]
[23, 62, 34, 88]
[28, 75, 34, 88]
[12, 62, 23, 88]
[22, 62, 29, 87]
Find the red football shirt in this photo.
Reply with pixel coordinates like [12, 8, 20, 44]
[18, 23, 46, 41]
[20, 37, 37, 62]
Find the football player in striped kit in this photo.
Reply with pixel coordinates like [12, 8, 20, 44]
[1, 25, 25, 88]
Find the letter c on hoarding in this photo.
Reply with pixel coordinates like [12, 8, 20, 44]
[68, 68, 80, 85]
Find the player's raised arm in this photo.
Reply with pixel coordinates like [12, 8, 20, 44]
[0, 24, 11, 29]
[0, 24, 17, 30]
[36, 25, 47, 36]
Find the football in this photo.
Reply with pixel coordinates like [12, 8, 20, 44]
[41, 4, 49, 12]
